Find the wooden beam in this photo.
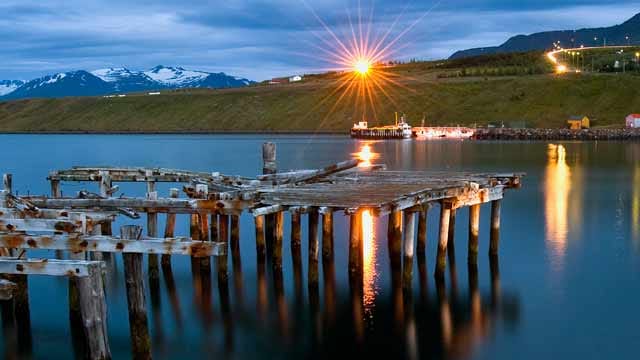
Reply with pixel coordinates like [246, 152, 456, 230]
[0, 258, 101, 277]
[0, 233, 226, 257]
[262, 142, 277, 175]
[257, 159, 359, 184]
[403, 210, 416, 288]
[161, 188, 179, 268]
[0, 218, 81, 233]
[308, 208, 319, 286]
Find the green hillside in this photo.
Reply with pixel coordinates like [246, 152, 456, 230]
[1, 52, 639, 132]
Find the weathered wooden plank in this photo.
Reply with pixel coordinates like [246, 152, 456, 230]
[0, 233, 226, 257]
[257, 159, 359, 184]
[0, 208, 116, 223]
[0, 218, 81, 233]
[161, 188, 179, 268]
[0, 258, 101, 277]
[435, 202, 452, 278]
[76, 260, 111, 359]
[262, 143, 277, 175]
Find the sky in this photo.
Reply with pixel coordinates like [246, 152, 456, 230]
[1, 0, 639, 81]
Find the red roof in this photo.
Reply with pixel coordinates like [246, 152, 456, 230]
[628, 114, 640, 118]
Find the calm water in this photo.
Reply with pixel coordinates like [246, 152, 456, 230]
[1, 135, 639, 359]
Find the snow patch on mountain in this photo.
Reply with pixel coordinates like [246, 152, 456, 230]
[144, 66, 209, 86]
[0, 80, 24, 96]
[91, 68, 134, 82]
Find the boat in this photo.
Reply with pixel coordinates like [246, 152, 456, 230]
[350, 113, 413, 139]
[414, 126, 475, 139]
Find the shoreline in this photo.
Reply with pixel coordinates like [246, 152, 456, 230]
[1, 128, 640, 141]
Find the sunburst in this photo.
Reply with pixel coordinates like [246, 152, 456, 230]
[300, 1, 440, 126]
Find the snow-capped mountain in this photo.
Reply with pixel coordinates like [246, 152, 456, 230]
[91, 67, 159, 93]
[145, 66, 252, 88]
[3, 71, 113, 100]
[1, 66, 254, 100]
[0, 80, 25, 96]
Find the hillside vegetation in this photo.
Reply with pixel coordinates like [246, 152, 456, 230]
[1, 52, 640, 132]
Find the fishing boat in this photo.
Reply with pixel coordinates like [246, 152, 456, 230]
[350, 113, 413, 139]
[414, 126, 475, 139]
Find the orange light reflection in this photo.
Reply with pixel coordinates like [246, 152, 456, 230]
[354, 143, 379, 167]
[544, 144, 570, 267]
[362, 209, 378, 317]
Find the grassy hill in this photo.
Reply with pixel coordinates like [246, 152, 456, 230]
[1, 51, 640, 132]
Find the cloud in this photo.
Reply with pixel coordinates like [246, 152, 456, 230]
[0, 0, 639, 81]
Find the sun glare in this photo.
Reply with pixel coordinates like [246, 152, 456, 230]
[354, 58, 371, 76]
[302, 1, 437, 124]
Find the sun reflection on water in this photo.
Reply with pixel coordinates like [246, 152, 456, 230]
[354, 143, 380, 167]
[362, 209, 378, 317]
[544, 144, 571, 266]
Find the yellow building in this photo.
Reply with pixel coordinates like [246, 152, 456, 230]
[567, 115, 590, 130]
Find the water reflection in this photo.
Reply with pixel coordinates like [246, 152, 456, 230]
[633, 166, 640, 242]
[354, 143, 380, 167]
[544, 144, 571, 266]
[362, 210, 378, 317]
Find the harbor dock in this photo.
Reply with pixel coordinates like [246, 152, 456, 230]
[0, 143, 522, 359]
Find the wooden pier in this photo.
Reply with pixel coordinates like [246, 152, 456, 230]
[0, 142, 522, 359]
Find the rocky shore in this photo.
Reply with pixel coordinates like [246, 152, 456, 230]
[472, 128, 640, 141]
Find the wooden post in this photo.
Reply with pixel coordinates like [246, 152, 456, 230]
[308, 208, 320, 286]
[255, 215, 266, 261]
[387, 210, 402, 266]
[468, 204, 480, 265]
[321, 208, 334, 264]
[230, 214, 240, 258]
[230, 213, 244, 308]
[68, 233, 86, 358]
[121, 225, 151, 359]
[349, 210, 363, 280]
[217, 215, 229, 283]
[416, 206, 428, 255]
[76, 262, 111, 359]
[161, 188, 179, 268]
[262, 142, 277, 175]
[146, 181, 159, 281]
[447, 208, 457, 266]
[272, 211, 284, 270]
[290, 210, 303, 305]
[402, 210, 416, 288]
[262, 142, 276, 258]
[199, 211, 211, 278]
[435, 202, 452, 279]
[98, 171, 114, 261]
[3, 174, 12, 194]
[489, 200, 502, 256]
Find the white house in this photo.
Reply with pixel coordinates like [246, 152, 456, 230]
[289, 75, 303, 82]
[626, 114, 640, 128]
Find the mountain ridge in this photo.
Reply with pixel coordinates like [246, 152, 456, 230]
[450, 12, 640, 59]
[0, 66, 254, 100]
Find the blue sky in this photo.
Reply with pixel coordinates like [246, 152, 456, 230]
[1, 0, 639, 81]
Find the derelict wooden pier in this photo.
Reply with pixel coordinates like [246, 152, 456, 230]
[0, 142, 522, 359]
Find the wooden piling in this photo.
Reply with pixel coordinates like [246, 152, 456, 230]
[416, 206, 428, 255]
[217, 214, 229, 283]
[262, 142, 277, 175]
[447, 208, 457, 265]
[121, 225, 151, 359]
[290, 210, 303, 305]
[199, 211, 211, 278]
[435, 202, 452, 278]
[254, 215, 266, 261]
[161, 188, 179, 268]
[68, 242, 86, 357]
[349, 210, 363, 280]
[98, 171, 113, 261]
[321, 208, 334, 264]
[272, 211, 284, 270]
[230, 214, 244, 308]
[146, 184, 159, 281]
[402, 210, 416, 288]
[387, 210, 402, 266]
[76, 262, 111, 359]
[489, 199, 502, 256]
[308, 208, 320, 287]
[468, 204, 480, 265]
[3, 174, 12, 194]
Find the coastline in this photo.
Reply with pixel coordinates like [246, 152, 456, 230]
[1, 128, 640, 141]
